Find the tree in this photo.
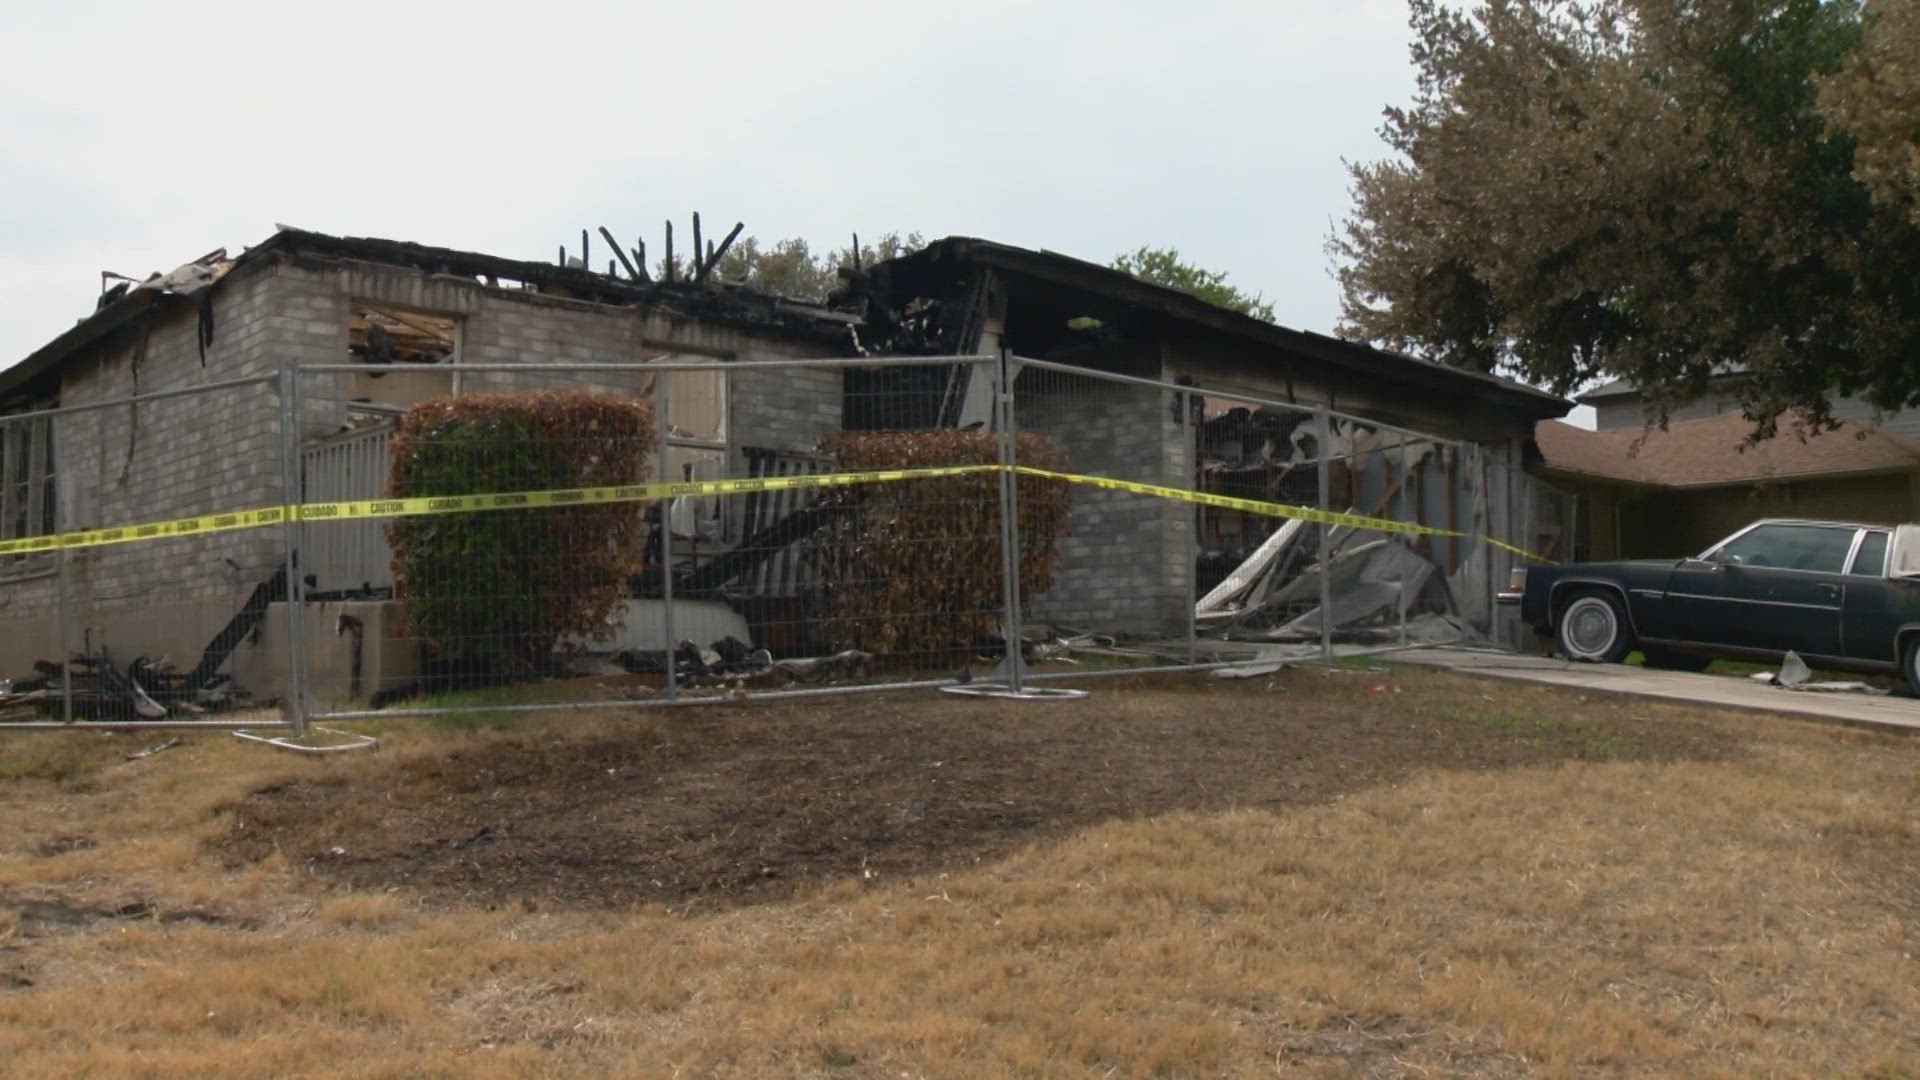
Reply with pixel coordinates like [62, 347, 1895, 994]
[1333, 0, 1920, 436]
[663, 231, 928, 302]
[1111, 247, 1277, 322]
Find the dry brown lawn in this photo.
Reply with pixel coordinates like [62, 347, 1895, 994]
[0, 667, 1916, 1078]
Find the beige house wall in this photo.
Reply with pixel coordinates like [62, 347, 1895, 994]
[1555, 470, 1919, 562]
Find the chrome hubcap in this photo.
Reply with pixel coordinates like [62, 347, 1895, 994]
[1567, 603, 1615, 655]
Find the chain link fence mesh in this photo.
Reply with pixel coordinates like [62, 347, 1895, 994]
[0, 354, 1565, 729]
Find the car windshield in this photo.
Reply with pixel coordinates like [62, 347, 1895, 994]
[1711, 523, 1857, 574]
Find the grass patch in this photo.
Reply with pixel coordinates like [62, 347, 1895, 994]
[2, 671, 1916, 1076]
[1437, 702, 1626, 755]
[388, 682, 631, 731]
[0, 735, 109, 784]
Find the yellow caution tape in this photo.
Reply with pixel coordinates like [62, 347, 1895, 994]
[1012, 467, 1553, 563]
[0, 507, 293, 557]
[290, 465, 1001, 527]
[0, 467, 996, 557]
[0, 463, 1553, 564]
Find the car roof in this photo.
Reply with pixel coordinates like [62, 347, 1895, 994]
[1748, 518, 1908, 530]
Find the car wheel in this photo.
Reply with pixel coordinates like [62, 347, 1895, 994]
[1641, 647, 1712, 673]
[1556, 590, 1634, 664]
[1903, 640, 1920, 697]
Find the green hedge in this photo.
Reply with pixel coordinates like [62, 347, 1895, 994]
[385, 391, 654, 670]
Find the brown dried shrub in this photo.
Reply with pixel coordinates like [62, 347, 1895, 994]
[811, 430, 1070, 658]
[386, 391, 654, 670]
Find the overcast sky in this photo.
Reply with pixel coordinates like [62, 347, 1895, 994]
[0, 1, 1593, 424]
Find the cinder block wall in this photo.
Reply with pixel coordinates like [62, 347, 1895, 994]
[14, 270, 287, 651]
[1016, 371, 1193, 636]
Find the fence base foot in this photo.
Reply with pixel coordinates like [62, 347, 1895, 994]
[232, 726, 379, 755]
[940, 684, 1089, 702]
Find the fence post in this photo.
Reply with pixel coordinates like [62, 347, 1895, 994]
[1398, 436, 1411, 647]
[656, 372, 677, 702]
[995, 350, 1025, 693]
[1316, 405, 1334, 666]
[51, 413, 74, 725]
[1486, 446, 1500, 645]
[1181, 385, 1197, 667]
[278, 363, 310, 739]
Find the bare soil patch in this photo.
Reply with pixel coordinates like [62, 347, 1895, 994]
[215, 669, 1734, 910]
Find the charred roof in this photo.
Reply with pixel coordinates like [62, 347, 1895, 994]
[871, 236, 1571, 421]
[0, 227, 862, 398]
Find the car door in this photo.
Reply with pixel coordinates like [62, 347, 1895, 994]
[1663, 522, 1856, 657]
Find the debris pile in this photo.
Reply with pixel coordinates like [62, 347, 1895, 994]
[0, 649, 251, 722]
[1196, 518, 1466, 648]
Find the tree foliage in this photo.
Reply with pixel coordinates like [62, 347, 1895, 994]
[1112, 247, 1277, 322]
[1334, 0, 1920, 435]
[657, 232, 927, 301]
[386, 392, 653, 671]
[1820, 1, 1920, 224]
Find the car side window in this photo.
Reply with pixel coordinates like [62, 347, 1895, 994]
[1849, 530, 1890, 577]
[1715, 524, 1857, 574]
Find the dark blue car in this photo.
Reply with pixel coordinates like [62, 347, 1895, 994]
[1503, 519, 1920, 692]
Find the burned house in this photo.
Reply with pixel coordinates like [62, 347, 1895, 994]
[862, 239, 1575, 640]
[0, 227, 865, 700]
[0, 227, 1570, 706]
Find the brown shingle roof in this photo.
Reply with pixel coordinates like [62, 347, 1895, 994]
[1535, 411, 1920, 489]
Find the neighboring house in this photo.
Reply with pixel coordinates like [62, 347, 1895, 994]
[1582, 371, 1920, 442]
[0, 228, 1572, 700]
[1533, 411, 1920, 562]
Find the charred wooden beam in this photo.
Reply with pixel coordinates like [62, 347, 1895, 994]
[664, 220, 675, 283]
[691, 213, 704, 279]
[601, 226, 642, 281]
[706, 222, 745, 281]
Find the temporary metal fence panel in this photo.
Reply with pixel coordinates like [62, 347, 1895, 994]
[288, 352, 1557, 721]
[0, 375, 290, 730]
[1016, 359, 1519, 666]
[1008, 358, 1201, 673]
[294, 355, 1021, 721]
[2, 351, 1557, 734]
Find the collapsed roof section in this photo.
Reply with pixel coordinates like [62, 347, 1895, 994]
[0, 227, 867, 401]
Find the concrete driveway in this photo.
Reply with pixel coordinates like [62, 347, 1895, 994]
[1394, 648, 1920, 735]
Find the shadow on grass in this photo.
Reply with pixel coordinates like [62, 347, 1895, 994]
[214, 667, 1744, 913]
